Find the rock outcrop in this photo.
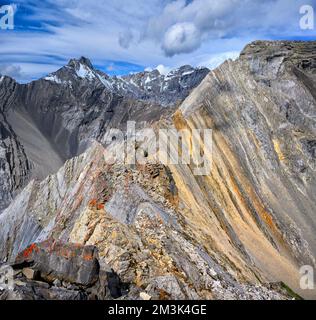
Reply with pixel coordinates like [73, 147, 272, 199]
[0, 141, 306, 300]
[15, 240, 100, 287]
[0, 77, 30, 211]
[0, 239, 128, 300]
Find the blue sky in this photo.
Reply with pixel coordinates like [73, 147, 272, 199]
[0, 0, 315, 82]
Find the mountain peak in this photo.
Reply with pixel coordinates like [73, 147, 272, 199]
[41, 58, 210, 105]
[67, 56, 94, 70]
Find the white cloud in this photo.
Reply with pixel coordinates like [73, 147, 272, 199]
[0, 64, 23, 79]
[155, 64, 171, 75]
[146, 0, 314, 56]
[198, 51, 240, 70]
[0, 61, 63, 83]
[0, 0, 314, 81]
[162, 22, 202, 57]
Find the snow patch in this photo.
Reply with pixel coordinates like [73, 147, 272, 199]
[145, 75, 151, 84]
[76, 63, 96, 80]
[97, 74, 113, 89]
[44, 75, 63, 84]
[182, 70, 194, 76]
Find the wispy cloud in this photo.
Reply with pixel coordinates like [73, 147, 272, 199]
[0, 63, 23, 79]
[0, 0, 315, 82]
[146, 0, 316, 56]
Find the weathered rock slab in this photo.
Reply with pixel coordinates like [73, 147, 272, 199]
[15, 239, 100, 287]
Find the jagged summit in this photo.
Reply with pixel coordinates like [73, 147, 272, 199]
[44, 56, 103, 84]
[67, 56, 94, 69]
[42, 57, 209, 106]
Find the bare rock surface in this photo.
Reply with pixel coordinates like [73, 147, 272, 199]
[0, 40, 316, 300]
[0, 240, 129, 300]
[0, 142, 300, 300]
[15, 239, 100, 287]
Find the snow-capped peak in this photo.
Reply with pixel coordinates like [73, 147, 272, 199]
[75, 63, 96, 80]
[68, 56, 94, 70]
[67, 57, 96, 81]
[41, 58, 209, 106]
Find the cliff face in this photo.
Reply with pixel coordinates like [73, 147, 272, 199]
[0, 41, 315, 300]
[0, 76, 30, 212]
[170, 40, 316, 298]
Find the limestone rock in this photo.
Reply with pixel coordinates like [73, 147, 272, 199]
[22, 268, 37, 280]
[139, 292, 152, 300]
[15, 240, 100, 287]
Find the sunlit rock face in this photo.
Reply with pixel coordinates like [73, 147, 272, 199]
[0, 40, 315, 300]
[171, 40, 316, 298]
[0, 142, 294, 300]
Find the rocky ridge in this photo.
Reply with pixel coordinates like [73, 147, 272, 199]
[0, 60, 208, 210]
[0, 40, 316, 300]
[0, 142, 296, 300]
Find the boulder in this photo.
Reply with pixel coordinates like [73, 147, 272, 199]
[22, 268, 38, 280]
[140, 292, 152, 300]
[15, 239, 100, 287]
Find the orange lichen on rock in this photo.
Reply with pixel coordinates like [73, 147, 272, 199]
[22, 243, 39, 258]
[59, 247, 77, 259]
[89, 199, 97, 207]
[97, 203, 104, 210]
[88, 199, 105, 210]
[83, 251, 94, 261]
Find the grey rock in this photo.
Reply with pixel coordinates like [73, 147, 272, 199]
[53, 279, 61, 287]
[22, 268, 37, 280]
[15, 239, 100, 287]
